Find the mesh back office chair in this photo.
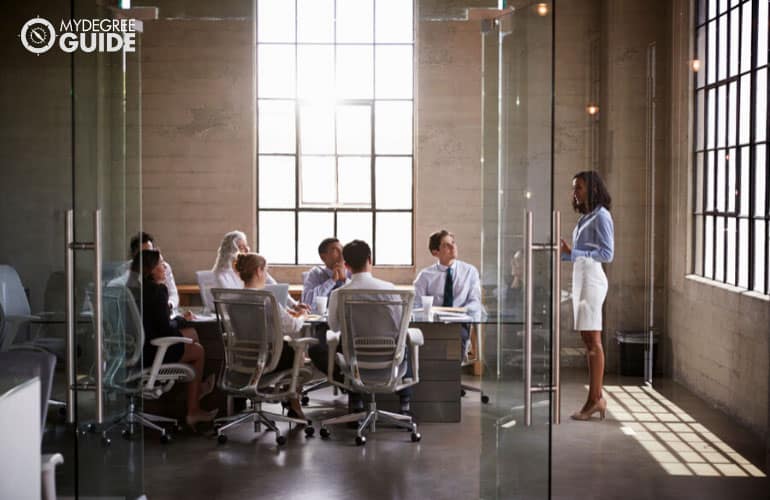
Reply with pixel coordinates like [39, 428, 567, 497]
[0, 265, 64, 357]
[0, 351, 64, 500]
[196, 270, 217, 313]
[211, 288, 317, 446]
[97, 285, 195, 444]
[319, 289, 423, 445]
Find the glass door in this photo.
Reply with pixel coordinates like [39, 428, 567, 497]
[0, 1, 143, 497]
[479, 2, 556, 498]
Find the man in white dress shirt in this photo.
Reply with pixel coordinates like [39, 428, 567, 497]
[302, 237, 351, 310]
[313, 239, 412, 413]
[108, 232, 179, 312]
[413, 229, 481, 360]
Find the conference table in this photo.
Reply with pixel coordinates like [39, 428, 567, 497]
[148, 311, 525, 424]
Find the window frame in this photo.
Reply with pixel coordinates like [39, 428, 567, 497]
[692, 0, 770, 295]
[255, 0, 416, 266]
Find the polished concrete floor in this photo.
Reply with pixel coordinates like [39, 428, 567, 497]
[134, 369, 768, 499]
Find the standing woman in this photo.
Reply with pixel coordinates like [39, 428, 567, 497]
[560, 171, 614, 421]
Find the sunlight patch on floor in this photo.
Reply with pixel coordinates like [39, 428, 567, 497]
[596, 385, 767, 478]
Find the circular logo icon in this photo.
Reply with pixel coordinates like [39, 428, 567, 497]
[20, 17, 56, 54]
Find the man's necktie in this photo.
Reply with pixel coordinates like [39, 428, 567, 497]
[442, 267, 454, 307]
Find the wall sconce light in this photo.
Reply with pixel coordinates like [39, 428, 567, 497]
[691, 59, 701, 72]
[536, 3, 549, 16]
[586, 104, 600, 116]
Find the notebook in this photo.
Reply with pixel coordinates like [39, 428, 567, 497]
[264, 283, 290, 308]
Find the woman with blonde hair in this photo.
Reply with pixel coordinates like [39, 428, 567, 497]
[212, 230, 309, 312]
[234, 252, 309, 419]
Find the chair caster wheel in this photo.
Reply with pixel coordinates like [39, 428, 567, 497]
[460, 389, 466, 397]
[411, 432, 421, 442]
[304, 426, 315, 437]
[355, 436, 366, 446]
[101, 436, 111, 446]
[176, 425, 184, 433]
[121, 429, 133, 440]
[481, 395, 490, 404]
[217, 434, 228, 445]
[87, 423, 97, 433]
[160, 434, 172, 444]
[276, 435, 287, 446]
[319, 428, 330, 439]
[301, 396, 310, 406]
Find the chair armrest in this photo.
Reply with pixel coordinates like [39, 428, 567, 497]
[42, 453, 64, 470]
[285, 336, 319, 348]
[406, 328, 424, 346]
[326, 331, 340, 345]
[150, 336, 193, 347]
[326, 330, 340, 383]
[146, 337, 192, 390]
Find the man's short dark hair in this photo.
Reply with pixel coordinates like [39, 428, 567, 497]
[129, 232, 154, 258]
[428, 229, 452, 253]
[342, 240, 371, 272]
[318, 237, 340, 256]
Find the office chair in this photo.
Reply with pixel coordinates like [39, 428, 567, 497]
[0, 351, 64, 500]
[318, 289, 423, 446]
[0, 265, 64, 357]
[211, 288, 318, 446]
[461, 325, 490, 404]
[196, 270, 217, 313]
[97, 285, 195, 444]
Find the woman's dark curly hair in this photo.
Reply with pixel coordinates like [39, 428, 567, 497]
[572, 170, 612, 214]
[131, 249, 161, 281]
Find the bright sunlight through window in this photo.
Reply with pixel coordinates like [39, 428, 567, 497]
[257, 0, 414, 265]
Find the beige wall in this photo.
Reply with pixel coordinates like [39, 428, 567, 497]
[141, 19, 256, 283]
[667, 0, 769, 438]
[141, 17, 482, 286]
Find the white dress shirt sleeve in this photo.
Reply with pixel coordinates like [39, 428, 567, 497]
[164, 262, 179, 310]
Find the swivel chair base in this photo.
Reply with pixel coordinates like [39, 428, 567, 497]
[215, 400, 314, 446]
[101, 400, 178, 445]
[319, 396, 421, 445]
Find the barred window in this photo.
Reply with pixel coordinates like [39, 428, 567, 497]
[693, 0, 769, 294]
[256, 0, 414, 265]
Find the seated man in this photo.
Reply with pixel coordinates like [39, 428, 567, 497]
[413, 229, 481, 361]
[302, 237, 351, 310]
[310, 239, 412, 414]
[107, 231, 179, 313]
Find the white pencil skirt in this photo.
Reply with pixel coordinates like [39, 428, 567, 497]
[571, 257, 608, 332]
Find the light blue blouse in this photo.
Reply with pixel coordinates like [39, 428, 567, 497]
[561, 206, 614, 263]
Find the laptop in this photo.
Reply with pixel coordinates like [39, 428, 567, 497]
[264, 283, 290, 308]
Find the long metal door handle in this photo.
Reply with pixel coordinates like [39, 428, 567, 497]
[94, 210, 104, 424]
[65, 211, 76, 424]
[524, 211, 533, 426]
[552, 210, 561, 425]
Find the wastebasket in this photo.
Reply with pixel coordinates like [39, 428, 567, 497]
[615, 331, 659, 377]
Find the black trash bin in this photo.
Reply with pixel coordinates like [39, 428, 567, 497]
[615, 331, 659, 377]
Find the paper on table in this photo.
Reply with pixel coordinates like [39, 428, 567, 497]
[432, 306, 467, 313]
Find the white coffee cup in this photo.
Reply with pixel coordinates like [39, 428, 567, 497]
[421, 296, 434, 321]
[314, 296, 328, 315]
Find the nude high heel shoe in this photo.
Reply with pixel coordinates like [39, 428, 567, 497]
[186, 409, 219, 432]
[570, 398, 607, 421]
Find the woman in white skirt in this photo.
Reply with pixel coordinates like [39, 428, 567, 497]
[560, 171, 614, 421]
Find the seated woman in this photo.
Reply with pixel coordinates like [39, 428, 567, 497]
[212, 230, 309, 312]
[131, 249, 217, 429]
[234, 252, 308, 420]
